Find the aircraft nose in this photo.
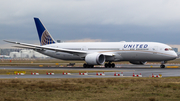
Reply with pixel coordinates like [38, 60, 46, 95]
[172, 52, 178, 59]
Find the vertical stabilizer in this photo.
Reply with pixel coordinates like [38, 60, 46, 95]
[34, 17, 56, 45]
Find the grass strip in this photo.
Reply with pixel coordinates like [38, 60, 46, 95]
[0, 77, 180, 101]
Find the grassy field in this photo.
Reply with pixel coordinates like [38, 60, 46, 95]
[1, 78, 180, 101]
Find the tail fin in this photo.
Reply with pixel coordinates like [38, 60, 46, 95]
[34, 17, 56, 45]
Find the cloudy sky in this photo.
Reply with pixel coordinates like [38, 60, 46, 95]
[1, 0, 180, 48]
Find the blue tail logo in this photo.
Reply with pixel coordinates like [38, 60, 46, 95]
[34, 18, 56, 45]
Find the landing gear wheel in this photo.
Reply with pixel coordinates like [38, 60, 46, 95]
[90, 65, 94, 68]
[108, 63, 111, 68]
[160, 65, 165, 68]
[112, 63, 115, 68]
[104, 62, 115, 68]
[83, 64, 87, 68]
[86, 65, 90, 68]
[105, 63, 108, 68]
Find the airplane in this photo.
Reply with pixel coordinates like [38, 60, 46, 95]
[4, 17, 178, 68]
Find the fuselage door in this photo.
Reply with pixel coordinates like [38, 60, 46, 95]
[82, 46, 88, 51]
[153, 46, 159, 51]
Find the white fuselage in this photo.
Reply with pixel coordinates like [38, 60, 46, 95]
[37, 42, 177, 62]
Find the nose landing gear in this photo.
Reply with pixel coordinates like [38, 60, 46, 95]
[160, 64, 165, 68]
[105, 62, 115, 68]
[160, 61, 166, 68]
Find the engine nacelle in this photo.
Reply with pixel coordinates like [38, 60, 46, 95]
[85, 53, 105, 65]
[129, 61, 147, 65]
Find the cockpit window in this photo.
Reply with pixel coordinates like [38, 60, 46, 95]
[165, 48, 173, 51]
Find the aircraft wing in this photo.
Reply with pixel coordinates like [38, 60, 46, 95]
[4, 40, 116, 57]
[12, 46, 38, 50]
[101, 53, 115, 56]
[4, 40, 87, 54]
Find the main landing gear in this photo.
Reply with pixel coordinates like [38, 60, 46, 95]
[83, 62, 115, 68]
[160, 61, 166, 68]
[83, 63, 94, 68]
[105, 62, 115, 68]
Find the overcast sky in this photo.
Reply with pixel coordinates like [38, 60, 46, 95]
[1, 0, 180, 48]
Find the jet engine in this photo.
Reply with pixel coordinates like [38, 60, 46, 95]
[129, 61, 147, 65]
[85, 53, 105, 65]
